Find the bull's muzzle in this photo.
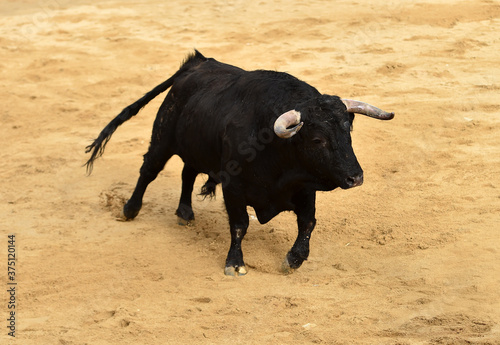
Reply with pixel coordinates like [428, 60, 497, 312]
[345, 173, 364, 188]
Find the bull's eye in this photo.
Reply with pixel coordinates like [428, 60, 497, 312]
[312, 137, 326, 146]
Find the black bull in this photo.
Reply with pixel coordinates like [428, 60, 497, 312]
[85, 50, 394, 276]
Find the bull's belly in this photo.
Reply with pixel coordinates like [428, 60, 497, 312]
[247, 191, 295, 224]
[175, 150, 221, 176]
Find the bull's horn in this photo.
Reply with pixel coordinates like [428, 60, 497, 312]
[341, 99, 395, 120]
[274, 110, 303, 138]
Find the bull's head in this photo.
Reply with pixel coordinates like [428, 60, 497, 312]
[273, 96, 394, 190]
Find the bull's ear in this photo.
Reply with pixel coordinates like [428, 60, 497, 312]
[349, 112, 355, 131]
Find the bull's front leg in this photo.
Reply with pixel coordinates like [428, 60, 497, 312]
[283, 190, 317, 274]
[222, 185, 249, 276]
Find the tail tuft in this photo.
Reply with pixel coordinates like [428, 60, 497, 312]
[84, 106, 135, 174]
[199, 177, 218, 199]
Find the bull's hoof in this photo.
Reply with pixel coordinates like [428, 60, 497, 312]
[175, 204, 194, 226]
[282, 251, 306, 274]
[117, 209, 129, 221]
[224, 265, 248, 276]
[177, 216, 194, 226]
[120, 208, 138, 221]
[123, 202, 141, 220]
[281, 257, 296, 275]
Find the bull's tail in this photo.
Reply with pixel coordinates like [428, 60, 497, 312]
[84, 76, 175, 173]
[84, 51, 207, 174]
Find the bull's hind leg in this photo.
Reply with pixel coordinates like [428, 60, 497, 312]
[175, 165, 198, 225]
[123, 147, 174, 220]
[176, 171, 220, 225]
[122, 99, 176, 220]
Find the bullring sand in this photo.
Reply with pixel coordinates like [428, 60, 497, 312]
[0, 0, 499, 344]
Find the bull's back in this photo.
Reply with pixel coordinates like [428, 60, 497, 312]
[169, 58, 319, 174]
[167, 59, 242, 173]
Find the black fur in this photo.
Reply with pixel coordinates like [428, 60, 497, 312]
[86, 51, 380, 275]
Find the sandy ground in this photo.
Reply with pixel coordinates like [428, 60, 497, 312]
[1, 0, 499, 344]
